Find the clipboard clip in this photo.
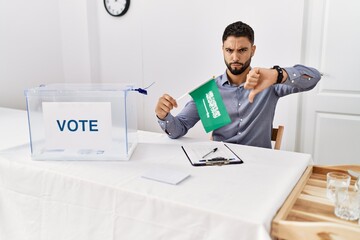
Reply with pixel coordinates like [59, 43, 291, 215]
[205, 159, 230, 166]
[199, 157, 234, 162]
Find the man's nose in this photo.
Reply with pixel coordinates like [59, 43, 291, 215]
[231, 52, 240, 61]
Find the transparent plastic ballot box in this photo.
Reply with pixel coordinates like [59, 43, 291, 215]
[24, 83, 138, 161]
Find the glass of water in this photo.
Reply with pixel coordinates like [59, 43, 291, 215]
[335, 190, 360, 221]
[326, 172, 351, 202]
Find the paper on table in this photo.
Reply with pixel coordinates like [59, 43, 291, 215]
[141, 167, 190, 185]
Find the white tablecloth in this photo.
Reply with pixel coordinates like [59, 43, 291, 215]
[0, 107, 29, 150]
[0, 108, 312, 240]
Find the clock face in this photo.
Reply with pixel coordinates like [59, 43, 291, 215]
[104, 0, 130, 17]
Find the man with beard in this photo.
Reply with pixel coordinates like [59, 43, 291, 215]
[154, 21, 321, 148]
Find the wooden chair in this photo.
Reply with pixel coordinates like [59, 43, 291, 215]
[272, 125, 284, 150]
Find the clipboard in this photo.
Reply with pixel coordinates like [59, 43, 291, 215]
[181, 143, 243, 167]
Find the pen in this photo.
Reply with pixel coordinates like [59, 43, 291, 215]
[202, 147, 218, 158]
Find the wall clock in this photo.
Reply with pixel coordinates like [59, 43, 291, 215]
[104, 0, 130, 17]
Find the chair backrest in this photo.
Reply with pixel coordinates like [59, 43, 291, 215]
[271, 125, 284, 150]
[211, 125, 284, 150]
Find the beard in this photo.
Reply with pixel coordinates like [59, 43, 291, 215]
[225, 57, 252, 75]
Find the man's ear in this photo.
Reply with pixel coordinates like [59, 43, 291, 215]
[251, 45, 256, 57]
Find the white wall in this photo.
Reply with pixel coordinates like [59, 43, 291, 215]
[0, 0, 306, 151]
[0, 0, 64, 109]
[58, 0, 93, 83]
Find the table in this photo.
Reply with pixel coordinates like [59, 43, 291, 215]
[0, 107, 312, 240]
[0, 107, 30, 150]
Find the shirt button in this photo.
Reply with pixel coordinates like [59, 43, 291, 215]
[308, 77, 311, 80]
[291, 80, 295, 83]
[240, 119, 243, 122]
[293, 73, 296, 77]
[166, 121, 169, 123]
[238, 132, 241, 135]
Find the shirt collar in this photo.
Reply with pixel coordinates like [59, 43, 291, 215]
[220, 71, 246, 87]
[219, 72, 229, 86]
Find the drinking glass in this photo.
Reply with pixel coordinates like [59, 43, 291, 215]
[326, 172, 351, 202]
[334, 190, 360, 221]
[355, 177, 360, 192]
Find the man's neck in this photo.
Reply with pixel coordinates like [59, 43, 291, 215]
[226, 67, 251, 86]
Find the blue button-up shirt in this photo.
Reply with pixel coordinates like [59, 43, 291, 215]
[157, 64, 321, 148]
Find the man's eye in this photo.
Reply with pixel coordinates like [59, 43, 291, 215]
[239, 48, 247, 53]
[226, 49, 233, 53]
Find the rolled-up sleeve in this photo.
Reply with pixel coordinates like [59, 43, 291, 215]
[157, 100, 200, 139]
[283, 64, 322, 91]
[157, 114, 177, 138]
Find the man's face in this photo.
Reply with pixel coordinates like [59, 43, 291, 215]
[222, 36, 256, 75]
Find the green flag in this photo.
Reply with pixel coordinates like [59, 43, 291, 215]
[189, 79, 231, 133]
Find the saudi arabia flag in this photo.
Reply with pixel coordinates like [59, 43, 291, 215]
[189, 79, 231, 133]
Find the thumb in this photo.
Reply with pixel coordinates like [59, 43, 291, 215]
[173, 100, 178, 108]
[248, 88, 260, 103]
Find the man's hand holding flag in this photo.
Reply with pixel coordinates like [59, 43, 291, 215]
[156, 78, 231, 133]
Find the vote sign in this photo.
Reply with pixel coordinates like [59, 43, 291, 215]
[42, 102, 112, 151]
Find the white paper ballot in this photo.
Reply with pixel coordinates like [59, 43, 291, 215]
[141, 167, 190, 185]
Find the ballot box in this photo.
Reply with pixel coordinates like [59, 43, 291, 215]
[24, 84, 138, 160]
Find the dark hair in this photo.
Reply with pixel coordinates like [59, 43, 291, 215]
[222, 21, 255, 45]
